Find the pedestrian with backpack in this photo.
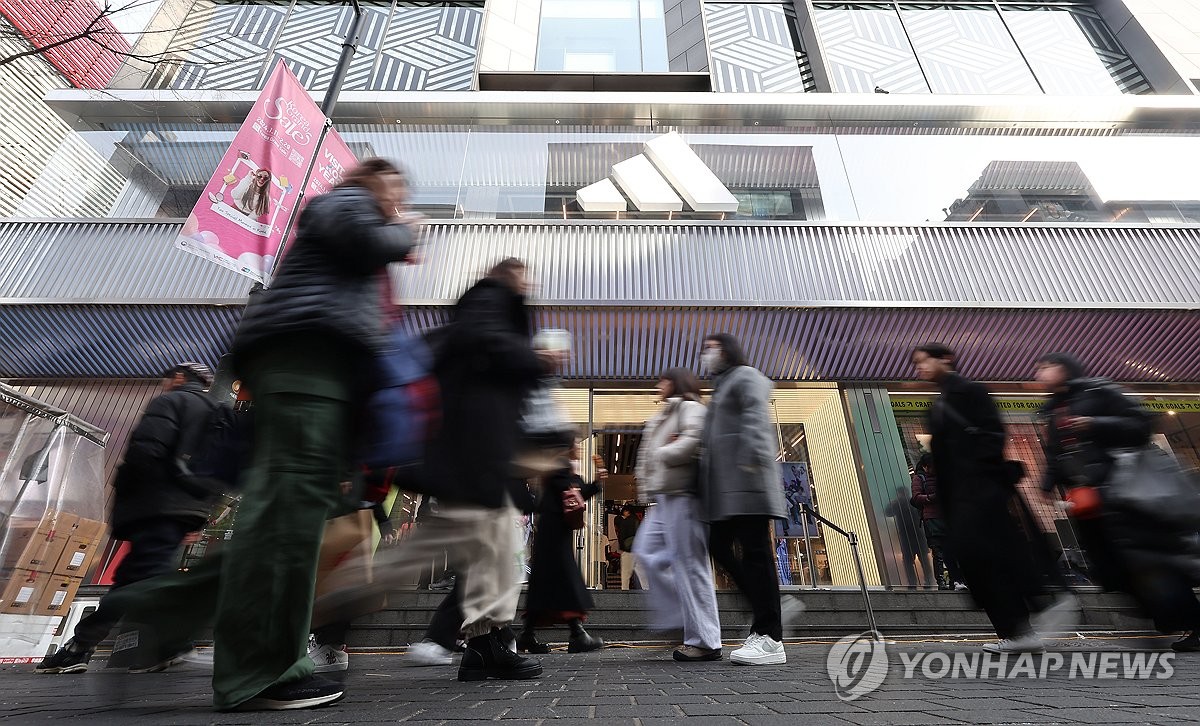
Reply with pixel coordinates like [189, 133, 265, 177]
[37, 362, 220, 674]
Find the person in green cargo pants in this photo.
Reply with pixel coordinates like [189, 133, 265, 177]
[104, 159, 421, 711]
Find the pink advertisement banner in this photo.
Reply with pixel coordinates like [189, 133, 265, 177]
[176, 61, 327, 284]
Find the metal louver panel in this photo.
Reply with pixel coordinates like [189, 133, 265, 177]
[0, 220, 251, 302]
[0, 305, 240, 379]
[391, 222, 1200, 308]
[0, 305, 1196, 383]
[497, 307, 1200, 383]
[3, 220, 1200, 308]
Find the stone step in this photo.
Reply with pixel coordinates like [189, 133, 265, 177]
[345, 588, 1153, 647]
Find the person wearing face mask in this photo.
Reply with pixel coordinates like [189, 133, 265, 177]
[634, 368, 723, 662]
[1035, 352, 1200, 652]
[911, 343, 1075, 655]
[698, 334, 789, 666]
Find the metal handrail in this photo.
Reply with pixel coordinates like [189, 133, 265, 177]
[801, 503, 879, 634]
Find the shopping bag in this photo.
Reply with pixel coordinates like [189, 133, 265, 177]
[1103, 445, 1200, 532]
[314, 509, 375, 600]
[513, 378, 574, 477]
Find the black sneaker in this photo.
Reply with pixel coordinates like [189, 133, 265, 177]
[1172, 631, 1200, 652]
[230, 675, 346, 711]
[459, 630, 543, 681]
[35, 642, 92, 674]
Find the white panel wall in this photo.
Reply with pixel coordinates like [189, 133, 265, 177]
[478, 0, 541, 72]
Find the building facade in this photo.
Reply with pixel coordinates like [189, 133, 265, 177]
[2, 0, 1200, 591]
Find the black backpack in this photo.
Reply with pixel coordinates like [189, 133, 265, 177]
[173, 392, 249, 499]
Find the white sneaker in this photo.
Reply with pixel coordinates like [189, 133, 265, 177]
[307, 642, 349, 673]
[781, 596, 806, 627]
[982, 633, 1044, 654]
[953, 582, 968, 591]
[730, 633, 787, 665]
[404, 640, 454, 667]
[1031, 593, 1080, 636]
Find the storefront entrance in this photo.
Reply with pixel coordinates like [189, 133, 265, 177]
[551, 385, 879, 591]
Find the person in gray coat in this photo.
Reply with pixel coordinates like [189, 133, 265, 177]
[634, 368, 723, 662]
[699, 333, 789, 666]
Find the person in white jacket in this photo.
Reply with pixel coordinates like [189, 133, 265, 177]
[634, 368, 723, 661]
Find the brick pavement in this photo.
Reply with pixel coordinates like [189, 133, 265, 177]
[2, 635, 1199, 724]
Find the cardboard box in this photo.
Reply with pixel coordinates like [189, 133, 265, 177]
[0, 569, 45, 614]
[53, 539, 99, 577]
[36, 575, 81, 616]
[52, 519, 106, 577]
[65, 517, 105, 543]
[2, 512, 78, 575]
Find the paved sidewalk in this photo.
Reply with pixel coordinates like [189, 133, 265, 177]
[1, 635, 1199, 724]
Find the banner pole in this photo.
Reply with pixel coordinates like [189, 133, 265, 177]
[266, 119, 332, 284]
[262, 0, 363, 284]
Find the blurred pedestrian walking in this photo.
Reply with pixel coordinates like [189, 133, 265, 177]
[37, 362, 219, 675]
[634, 368, 723, 662]
[317, 258, 563, 682]
[699, 334, 789, 666]
[99, 158, 422, 711]
[1035, 352, 1200, 651]
[912, 343, 1076, 654]
[516, 444, 605, 654]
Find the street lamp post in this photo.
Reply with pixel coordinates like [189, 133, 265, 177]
[322, 0, 364, 117]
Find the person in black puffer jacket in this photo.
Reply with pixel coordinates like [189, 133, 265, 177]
[99, 159, 421, 712]
[37, 362, 217, 675]
[1036, 352, 1200, 651]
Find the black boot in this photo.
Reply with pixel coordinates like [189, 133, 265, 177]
[567, 618, 604, 653]
[458, 629, 543, 681]
[1172, 631, 1200, 652]
[515, 626, 550, 654]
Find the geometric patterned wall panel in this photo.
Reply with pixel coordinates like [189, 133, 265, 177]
[155, 0, 290, 90]
[705, 3, 816, 92]
[154, 0, 482, 92]
[811, 3, 930, 93]
[373, 6, 483, 90]
[812, 2, 1151, 96]
[898, 4, 1042, 94]
[1002, 4, 1152, 95]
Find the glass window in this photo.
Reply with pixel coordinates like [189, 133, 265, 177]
[104, 124, 1200, 225]
[898, 4, 1041, 94]
[536, 0, 669, 72]
[812, 2, 1150, 96]
[705, 3, 816, 93]
[812, 3, 929, 94]
[1001, 5, 1151, 95]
